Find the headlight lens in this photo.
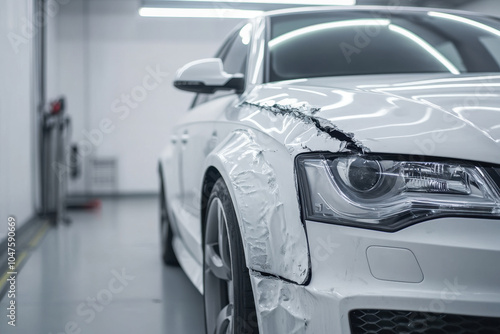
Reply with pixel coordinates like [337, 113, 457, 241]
[296, 154, 500, 231]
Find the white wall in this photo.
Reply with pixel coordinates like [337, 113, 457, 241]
[55, 0, 88, 194]
[459, 0, 500, 16]
[0, 0, 36, 239]
[55, 0, 238, 195]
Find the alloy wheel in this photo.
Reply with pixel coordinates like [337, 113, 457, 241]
[204, 198, 234, 334]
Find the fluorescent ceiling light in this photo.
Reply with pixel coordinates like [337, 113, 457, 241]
[428, 11, 500, 37]
[388, 25, 460, 75]
[139, 7, 263, 18]
[269, 19, 390, 47]
[186, 0, 355, 4]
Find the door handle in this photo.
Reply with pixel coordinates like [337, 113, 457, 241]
[181, 133, 189, 144]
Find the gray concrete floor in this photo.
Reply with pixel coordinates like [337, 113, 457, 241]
[0, 196, 204, 334]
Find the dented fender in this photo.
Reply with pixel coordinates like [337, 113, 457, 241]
[204, 129, 310, 285]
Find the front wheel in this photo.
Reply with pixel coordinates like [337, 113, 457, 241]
[203, 178, 259, 334]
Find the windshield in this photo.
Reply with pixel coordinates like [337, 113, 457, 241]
[268, 10, 500, 82]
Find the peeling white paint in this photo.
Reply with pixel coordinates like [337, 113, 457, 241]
[241, 100, 370, 153]
[215, 129, 310, 283]
[237, 102, 345, 156]
[250, 271, 314, 334]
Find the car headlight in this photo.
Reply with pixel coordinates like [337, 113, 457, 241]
[296, 154, 500, 231]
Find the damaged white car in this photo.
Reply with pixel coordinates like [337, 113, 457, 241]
[159, 6, 500, 334]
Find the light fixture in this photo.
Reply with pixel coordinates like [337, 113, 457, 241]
[139, 7, 263, 18]
[139, 0, 355, 19]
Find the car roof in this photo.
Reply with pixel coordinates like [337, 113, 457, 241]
[261, 5, 494, 20]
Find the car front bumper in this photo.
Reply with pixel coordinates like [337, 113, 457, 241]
[250, 217, 500, 333]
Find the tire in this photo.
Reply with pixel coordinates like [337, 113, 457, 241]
[203, 178, 259, 334]
[160, 181, 179, 266]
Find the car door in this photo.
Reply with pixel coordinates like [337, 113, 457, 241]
[176, 25, 252, 264]
[175, 99, 221, 264]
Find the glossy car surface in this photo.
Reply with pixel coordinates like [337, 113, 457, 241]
[159, 6, 500, 333]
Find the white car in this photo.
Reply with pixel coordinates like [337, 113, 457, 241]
[159, 6, 500, 334]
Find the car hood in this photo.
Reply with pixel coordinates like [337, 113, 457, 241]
[245, 73, 500, 164]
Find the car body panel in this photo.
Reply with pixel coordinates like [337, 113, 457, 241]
[244, 73, 500, 164]
[204, 127, 310, 284]
[251, 218, 500, 333]
[161, 95, 240, 291]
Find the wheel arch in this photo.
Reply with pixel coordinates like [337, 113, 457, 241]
[200, 166, 223, 246]
[201, 129, 310, 285]
[158, 161, 166, 200]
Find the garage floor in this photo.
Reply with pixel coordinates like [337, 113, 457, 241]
[0, 196, 204, 334]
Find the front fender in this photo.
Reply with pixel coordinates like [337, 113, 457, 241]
[204, 129, 310, 285]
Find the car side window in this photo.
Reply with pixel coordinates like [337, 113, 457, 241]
[191, 24, 251, 108]
[221, 24, 251, 76]
[190, 93, 209, 109]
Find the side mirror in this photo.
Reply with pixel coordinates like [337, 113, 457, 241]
[174, 58, 244, 94]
